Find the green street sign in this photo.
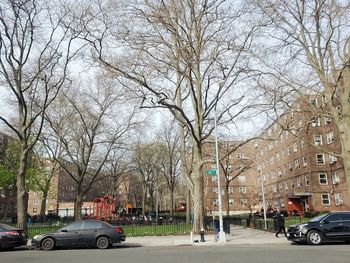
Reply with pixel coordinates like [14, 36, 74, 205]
[206, 169, 217, 175]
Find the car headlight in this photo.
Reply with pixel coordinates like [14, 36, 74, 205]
[33, 235, 39, 240]
[297, 223, 308, 231]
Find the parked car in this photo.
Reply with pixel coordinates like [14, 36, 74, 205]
[32, 220, 126, 251]
[0, 223, 28, 250]
[287, 211, 350, 245]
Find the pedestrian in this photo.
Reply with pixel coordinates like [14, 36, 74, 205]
[274, 212, 287, 238]
[214, 218, 220, 241]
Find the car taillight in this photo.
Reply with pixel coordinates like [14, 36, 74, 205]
[3, 231, 20, 236]
[114, 226, 123, 233]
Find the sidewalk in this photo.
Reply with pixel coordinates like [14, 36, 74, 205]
[120, 226, 290, 247]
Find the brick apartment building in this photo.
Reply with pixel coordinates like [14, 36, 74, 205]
[205, 96, 349, 216]
[27, 162, 130, 218]
[203, 140, 258, 215]
[249, 96, 349, 215]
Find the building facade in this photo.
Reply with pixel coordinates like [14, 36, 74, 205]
[250, 97, 348, 215]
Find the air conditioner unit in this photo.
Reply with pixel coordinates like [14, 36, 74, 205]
[297, 183, 302, 188]
[337, 200, 343, 205]
[330, 160, 337, 164]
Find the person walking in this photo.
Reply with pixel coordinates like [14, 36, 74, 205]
[274, 212, 287, 238]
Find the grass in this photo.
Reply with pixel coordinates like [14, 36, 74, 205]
[26, 223, 193, 239]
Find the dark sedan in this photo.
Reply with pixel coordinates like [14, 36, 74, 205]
[287, 211, 350, 245]
[32, 220, 126, 250]
[0, 223, 28, 250]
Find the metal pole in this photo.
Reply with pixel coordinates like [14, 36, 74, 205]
[214, 108, 226, 243]
[156, 185, 159, 222]
[259, 167, 267, 230]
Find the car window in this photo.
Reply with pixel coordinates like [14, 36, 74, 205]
[324, 214, 341, 222]
[84, 221, 99, 230]
[340, 214, 350, 221]
[65, 222, 83, 231]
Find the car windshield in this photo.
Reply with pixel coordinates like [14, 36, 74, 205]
[309, 214, 328, 222]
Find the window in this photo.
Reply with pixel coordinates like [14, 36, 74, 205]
[228, 187, 233, 194]
[325, 117, 332, 125]
[294, 159, 300, 170]
[291, 179, 295, 189]
[332, 172, 340, 184]
[316, 154, 325, 165]
[287, 146, 291, 155]
[293, 142, 298, 152]
[212, 175, 218, 182]
[309, 98, 318, 107]
[239, 187, 247, 193]
[303, 156, 308, 167]
[321, 194, 330, 205]
[319, 173, 328, 185]
[238, 175, 246, 182]
[228, 199, 234, 205]
[84, 221, 101, 230]
[334, 193, 343, 205]
[33, 199, 39, 205]
[313, 135, 322, 145]
[326, 131, 335, 144]
[240, 198, 247, 205]
[237, 153, 243, 159]
[284, 181, 288, 190]
[298, 119, 303, 128]
[289, 163, 293, 171]
[305, 175, 310, 186]
[311, 117, 321, 127]
[65, 222, 83, 231]
[296, 177, 302, 188]
[300, 139, 305, 148]
[213, 187, 218, 193]
[213, 199, 219, 206]
[329, 154, 337, 164]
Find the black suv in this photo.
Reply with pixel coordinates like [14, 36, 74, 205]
[287, 211, 350, 245]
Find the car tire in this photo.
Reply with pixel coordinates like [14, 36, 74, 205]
[306, 230, 323, 245]
[96, 236, 110, 249]
[41, 237, 55, 251]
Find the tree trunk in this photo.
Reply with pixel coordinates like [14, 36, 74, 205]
[340, 122, 350, 209]
[74, 192, 83, 220]
[186, 190, 191, 224]
[170, 188, 174, 215]
[225, 182, 230, 216]
[192, 146, 204, 233]
[16, 148, 29, 231]
[40, 192, 48, 216]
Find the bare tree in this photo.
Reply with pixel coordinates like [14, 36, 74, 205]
[43, 80, 136, 220]
[0, 0, 85, 229]
[82, 0, 261, 232]
[250, 0, 350, 205]
[131, 140, 164, 215]
[157, 119, 181, 215]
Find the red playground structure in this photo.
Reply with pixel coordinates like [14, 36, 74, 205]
[92, 195, 115, 221]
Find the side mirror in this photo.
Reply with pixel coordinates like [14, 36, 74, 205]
[322, 220, 329, 224]
[61, 229, 68, 232]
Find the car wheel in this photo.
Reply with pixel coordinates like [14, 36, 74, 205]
[41, 237, 55, 251]
[96, 236, 110, 249]
[306, 230, 323, 245]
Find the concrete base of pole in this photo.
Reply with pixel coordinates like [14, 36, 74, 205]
[218, 231, 226, 243]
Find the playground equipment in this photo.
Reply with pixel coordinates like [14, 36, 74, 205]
[92, 195, 114, 221]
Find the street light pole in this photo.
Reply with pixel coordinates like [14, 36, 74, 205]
[214, 107, 226, 243]
[258, 166, 267, 230]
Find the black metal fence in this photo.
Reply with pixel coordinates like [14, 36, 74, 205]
[222, 215, 307, 234]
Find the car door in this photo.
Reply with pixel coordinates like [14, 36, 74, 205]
[79, 221, 101, 246]
[339, 213, 350, 238]
[320, 213, 343, 239]
[56, 221, 83, 247]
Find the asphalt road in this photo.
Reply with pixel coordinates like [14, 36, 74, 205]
[1, 243, 349, 263]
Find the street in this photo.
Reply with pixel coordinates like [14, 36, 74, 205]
[1, 243, 349, 263]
